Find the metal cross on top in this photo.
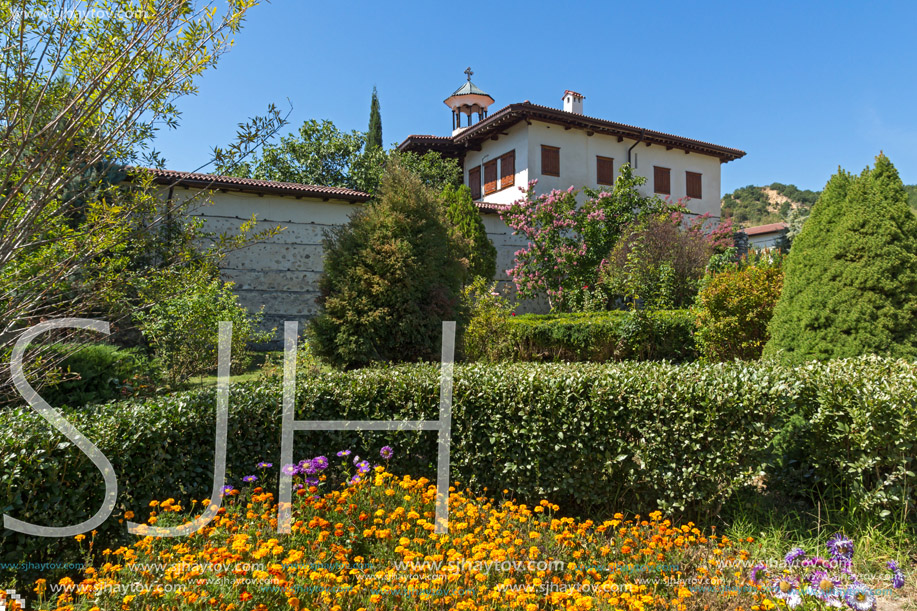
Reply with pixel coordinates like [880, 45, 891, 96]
[464, 66, 473, 81]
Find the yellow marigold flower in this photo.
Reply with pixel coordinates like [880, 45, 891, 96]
[74, 534, 86, 542]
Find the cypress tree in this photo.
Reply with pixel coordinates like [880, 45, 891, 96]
[765, 153, 917, 363]
[367, 86, 382, 150]
[442, 184, 497, 283]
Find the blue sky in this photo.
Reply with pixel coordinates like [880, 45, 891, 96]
[154, 0, 917, 193]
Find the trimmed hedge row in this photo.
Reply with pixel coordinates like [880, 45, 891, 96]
[2, 356, 916, 576]
[480, 309, 697, 362]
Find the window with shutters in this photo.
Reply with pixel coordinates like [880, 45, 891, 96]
[686, 171, 702, 199]
[596, 156, 614, 185]
[468, 166, 481, 200]
[541, 145, 560, 176]
[483, 160, 498, 195]
[499, 150, 515, 189]
[654, 166, 671, 195]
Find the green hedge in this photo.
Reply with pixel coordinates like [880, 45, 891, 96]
[2, 356, 916, 580]
[494, 309, 696, 362]
[39, 343, 158, 408]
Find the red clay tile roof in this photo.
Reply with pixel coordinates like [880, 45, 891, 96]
[142, 168, 371, 202]
[743, 222, 788, 236]
[563, 90, 585, 98]
[399, 101, 745, 162]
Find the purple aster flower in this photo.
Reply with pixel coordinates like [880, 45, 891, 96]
[380, 446, 394, 460]
[353, 455, 361, 466]
[305, 477, 319, 487]
[888, 561, 905, 589]
[220, 485, 236, 496]
[771, 579, 801, 608]
[357, 460, 371, 474]
[808, 570, 841, 600]
[299, 459, 317, 475]
[349, 475, 361, 485]
[293, 483, 303, 491]
[312, 456, 329, 470]
[826, 533, 854, 561]
[337, 450, 351, 457]
[242, 475, 258, 484]
[281, 463, 299, 476]
[844, 583, 875, 611]
[750, 564, 768, 585]
[256, 462, 273, 469]
[785, 547, 806, 565]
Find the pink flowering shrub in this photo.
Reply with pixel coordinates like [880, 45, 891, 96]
[499, 164, 670, 311]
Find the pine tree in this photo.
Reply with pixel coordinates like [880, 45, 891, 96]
[442, 184, 497, 283]
[367, 86, 382, 151]
[765, 154, 917, 363]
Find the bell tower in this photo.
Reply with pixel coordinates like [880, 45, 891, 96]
[444, 67, 495, 135]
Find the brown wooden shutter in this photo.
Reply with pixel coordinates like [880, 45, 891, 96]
[541, 145, 560, 176]
[654, 166, 671, 195]
[596, 156, 614, 185]
[686, 171, 702, 199]
[469, 166, 481, 200]
[483, 160, 498, 195]
[500, 150, 515, 189]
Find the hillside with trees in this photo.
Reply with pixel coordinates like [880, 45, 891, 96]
[723, 181, 917, 228]
[721, 183, 820, 226]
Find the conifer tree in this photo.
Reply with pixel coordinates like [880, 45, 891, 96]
[765, 154, 917, 362]
[442, 184, 497, 283]
[310, 162, 465, 367]
[367, 86, 383, 150]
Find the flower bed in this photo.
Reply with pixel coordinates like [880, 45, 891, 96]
[32, 449, 758, 611]
[751, 535, 906, 611]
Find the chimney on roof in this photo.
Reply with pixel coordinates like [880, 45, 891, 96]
[563, 90, 584, 115]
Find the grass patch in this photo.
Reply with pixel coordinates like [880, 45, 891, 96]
[186, 350, 283, 387]
[722, 493, 916, 609]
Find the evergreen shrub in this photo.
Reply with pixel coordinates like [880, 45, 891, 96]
[310, 163, 466, 367]
[765, 154, 917, 363]
[693, 252, 784, 361]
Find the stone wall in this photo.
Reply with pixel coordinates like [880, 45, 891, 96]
[170, 186, 546, 346]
